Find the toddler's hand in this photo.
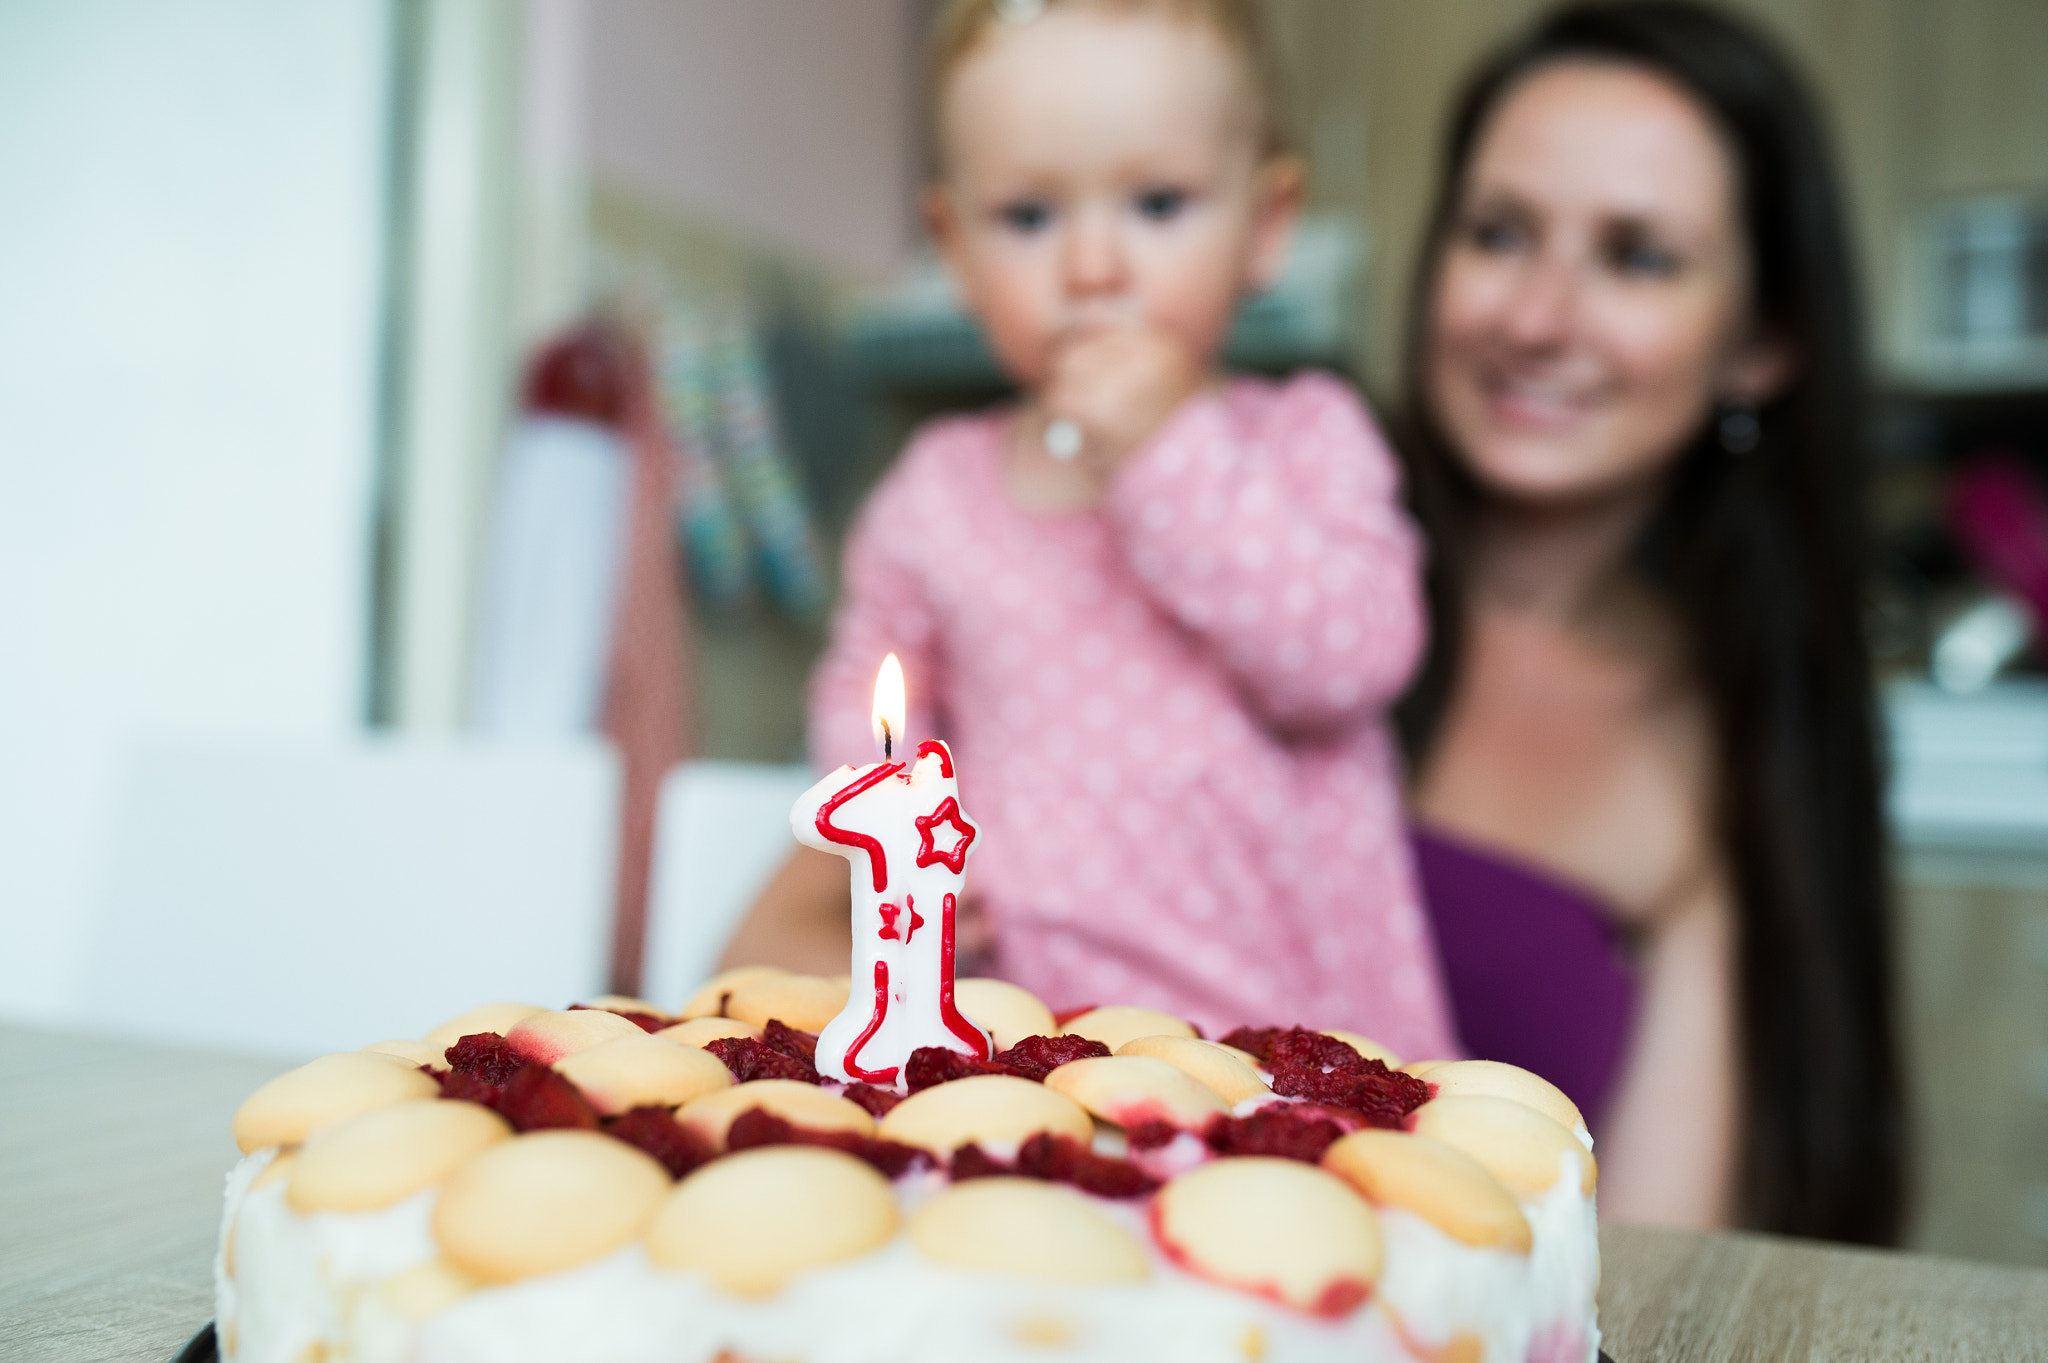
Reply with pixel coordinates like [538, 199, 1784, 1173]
[1041, 326, 1206, 475]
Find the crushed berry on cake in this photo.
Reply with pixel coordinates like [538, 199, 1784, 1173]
[993, 1033, 1111, 1082]
[760, 1019, 819, 1064]
[904, 1046, 1004, 1091]
[496, 1064, 600, 1132]
[704, 1036, 822, 1085]
[567, 1002, 667, 1033]
[1204, 1107, 1348, 1163]
[724, 1107, 929, 1179]
[1268, 1028, 1375, 1074]
[606, 1105, 713, 1178]
[1268, 1063, 1428, 1129]
[435, 1068, 503, 1108]
[1125, 1119, 1181, 1151]
[949, 1134, 1157, 1197]
[444, 1032, 525, 1086]
[839, 1082, 904, 1118]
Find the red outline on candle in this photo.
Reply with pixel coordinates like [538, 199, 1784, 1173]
[816, 761, 902, 893]
[937, 892, 991, 1058]
[841, 959, 899, 1085]
[915, 796, 977, 874]
[916, 739, 953, 776]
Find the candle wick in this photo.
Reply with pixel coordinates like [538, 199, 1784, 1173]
[882, 720, 893, 763]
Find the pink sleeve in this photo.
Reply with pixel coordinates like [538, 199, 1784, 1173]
[807, 467, 948, 773]
[1103, 372, 1425, 735]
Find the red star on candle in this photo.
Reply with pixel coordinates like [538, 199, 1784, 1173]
[915, 796, 976, 874]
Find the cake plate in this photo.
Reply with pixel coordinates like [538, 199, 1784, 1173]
[174, 1321, 1617, 1361]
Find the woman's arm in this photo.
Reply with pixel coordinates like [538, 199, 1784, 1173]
[1103, 373, 1426, 735]
[718, 845, 852, 976]
[1592, 868, 1742, 1227]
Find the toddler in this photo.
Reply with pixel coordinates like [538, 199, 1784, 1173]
[734, 0, 1456, 1060]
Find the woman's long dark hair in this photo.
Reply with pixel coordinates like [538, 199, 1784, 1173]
[1396, 2, 1904, 1243]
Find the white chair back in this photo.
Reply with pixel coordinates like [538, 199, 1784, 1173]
[80, 738, 619, 1057]
[642, 760, 815, 1007]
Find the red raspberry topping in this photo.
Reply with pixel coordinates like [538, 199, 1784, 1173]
[1125, 1119, 1181, 1151]
[947, 1133, 1157, 1198]
[1204, 1107, 1348, 1163]
[993, 1034, 1112, 1082]
[905, 1046, 1004, 1091]
[1268, 1029, 1374, 1074]
[724, 1107, 929, 1179]
[760, 1019, 819, 1064]
[567, 1002, 666, 1034]
[496, 1064, 600, 1132]
[840, 1083, 904, 1118]
[436, 1069, 503, 1108]
[1218, 1026, 1282, 1063]
[605, 1106, 713, 1178]
[444, 1032, 524, 1086]
[704, 1037, 821, 1085]
[1268, 1062, 1429, 1129]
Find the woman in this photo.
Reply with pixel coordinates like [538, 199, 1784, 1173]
[1398, 2, 1904, 1242]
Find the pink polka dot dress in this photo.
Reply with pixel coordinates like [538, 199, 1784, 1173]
[809, 372, 1460, 1061]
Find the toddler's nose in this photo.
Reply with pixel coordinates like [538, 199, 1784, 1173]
[1060, 203, 1129, 299]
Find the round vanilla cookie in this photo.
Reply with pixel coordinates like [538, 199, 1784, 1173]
[288, 1099, 511, 1213]
[647, 1145, 897, 1295]
[422, 1002, 545, 1052]
[554, 1034, 733, 1115]
[504, 1008, 646, 1065]
[1320, 1129, 1531, 1253]
[232, 1053, 441, 1153]
[1414, 1060, 1586, 1137]
[580, 994, 671, 1020]
[911, 1178, 1149, 1284]
[722, 974, 848, 1032]
[432, 1130, 670, 1284]
[1409, 1095, 1597, 1199]
[678, 966, 793, 1021]
[1153, 1158, 1383, 1316]
[1324, 1029, 1402, 1068]
[1115, 1036, 1268, 1105]
[676, 1079, 875, 1150]
[362, 1038, 447, 1069]
[656, 1017, 762, 1048]
[1044, 1054, 1229, 1129]
[953, 977, 1057, 1050]
[1057, 1005, 1195, 1053]
[878, 1074, 1093, 1156]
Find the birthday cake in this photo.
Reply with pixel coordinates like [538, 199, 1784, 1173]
[213, 744, 1599, 1361]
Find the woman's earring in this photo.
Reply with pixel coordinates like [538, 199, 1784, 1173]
[1719, 399, 1761, 454]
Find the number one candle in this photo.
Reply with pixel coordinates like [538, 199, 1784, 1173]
[796, 654, 993, 1086]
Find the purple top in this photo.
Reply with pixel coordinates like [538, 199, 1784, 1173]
[1411, 826, 1638, 1127]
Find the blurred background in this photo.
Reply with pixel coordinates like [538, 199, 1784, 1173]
[2, 0, 2046, 1265]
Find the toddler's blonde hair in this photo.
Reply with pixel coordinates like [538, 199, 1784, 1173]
[927, 0, 1286, 171]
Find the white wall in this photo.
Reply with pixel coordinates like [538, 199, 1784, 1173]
[584, 0, 917, 278]
[0, 1, 390, 1020]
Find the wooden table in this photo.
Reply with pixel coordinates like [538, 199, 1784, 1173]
[4, 1024, 2046, 1362]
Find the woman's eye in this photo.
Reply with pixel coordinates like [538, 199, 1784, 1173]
[1135, 188, 1188, 222]
[999, 200, 1052, 233]
[1606, 230, 1681, 278]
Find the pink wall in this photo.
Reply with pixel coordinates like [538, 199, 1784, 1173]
[584, 0, 917, 278]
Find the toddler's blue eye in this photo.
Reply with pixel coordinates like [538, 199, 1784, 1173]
[1000, 200, 1052, 233]
[1135, 188, 1188, 222]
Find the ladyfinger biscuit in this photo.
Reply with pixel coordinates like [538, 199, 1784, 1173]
[1323, 1029, 1402, 1068]
[1056, 1006, 1195, 1053]
[722, 974, 849, 1033]
[431, 1130, 669, 1283]
[911, 1178, 1149, 1284]
[656, 1017, 763, 1048]
[678, 967, 793, 1021]
[1114, 1036, 1268, 1104]
[647, 1146, 897, 1295]
[362, 1038, 447, 1069]
[1153, 1158, 1382, 1317]
[1044, 1054, 1229, 1129]
[954, 977, 1057, 1050]
[675, 1079, 875, 1150]
[1408, 1095, 1597, 1199]
[288, 1099, 511, 1213]
[423, 1003, 545, 1052]
[1321, 1129, 1530, 1252]
[232, 1053, 440, 1153]
[1412, 1060, 1585, 1138]
[504, 1008, 645, 1065]
[878, 1074, 1093, 1156]
[554, 1034, 733, 1115]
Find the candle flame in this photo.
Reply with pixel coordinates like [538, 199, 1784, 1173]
[871, 653, 906, 762]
